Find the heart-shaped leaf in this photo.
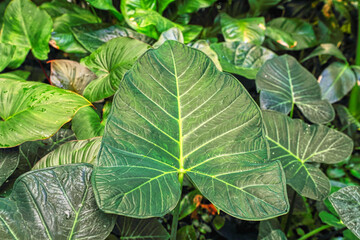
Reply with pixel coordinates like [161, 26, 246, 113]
[82, 37, 151, 102]
[92, 41, 289, 220]
[263, 110, 353, 200]
[0, 79, 90, 148]
[0, 164, 115, 239]
[72, 102, 112, 140]
[0, 149, 19, 187]
[256, 54, 335, 124]
[329, 186, 360, 238]
[49, 59, 97, 95]
[1, 0, 52, 60]
[72, 24, 154, 52]
[220, 13, 265, 44]
[211, 41, 276, 79]
[32, 137, 102, 170]
[319, 62, 356, 104]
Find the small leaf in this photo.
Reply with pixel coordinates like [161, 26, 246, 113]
[256, 55, 335, 124]
[177, 225, 197, 240]
[220, 13, 265, 44]
[319, 211, 344, 228]
[0, 164, 115, 239]
[329, 186, 360, 238]
[319, 62, 356, 104]
[301, 43, 347, 64]
[263, 110, 353, 200]
[179, 190, 200, 220]
[0, 148, 19, 187]
[32, 137, 102, 170]
[49, 59, 97, 95]
[213, 215, 225, 230]
[82, 37, 150, 102]
[0, 79, 90, 148]
[1, 0, 53, 60]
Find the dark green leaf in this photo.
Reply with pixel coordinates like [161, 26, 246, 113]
[249, 0, 281, 16]
[177, 225, 196, 240]
[92, 41, 289, 220]
[40, 0, 95, 18]
[258, 218, 286, 240]
[0, 148, 19, 187]
[85, 0, 123, 22]
[177, 0, 217, 15]
[212, 215, 225, 231]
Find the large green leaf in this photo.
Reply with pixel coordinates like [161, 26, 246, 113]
[265, 18, 317, 51]
[0, 0, 52, 60]
[113, 216, 170, 239]
[256, 55, 335, 124]
[0, 79, 90, 148]
[0, 43, 15, 72]
[32, 138, 102, 169]
[82, 37, 151, 102]
[85, 0, 123, 22]
[220, 13, 265, 44]
[301, 43, 347, 64]
[72, 24, 153, 52]
[263, 110, 353, 200]
[176, 0, 217, 15]
[329, 186, 360, 238]
[249, 0, 281, 16]
[49, 59, 97, 95]
[319, 62, 356, 104]
[0, 149, 19, 187]
[92, 41, 289, 220]
[211, 41, 276, 79]
[72, 102, 112, 140]
[0, 164, 115, 239]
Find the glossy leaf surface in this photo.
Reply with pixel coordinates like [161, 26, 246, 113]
[32, 138, 102, 170]
[263, 110, 353, 200]
[72, 102, 112, 140]
[0, 164, 115, 240]
[256, 55, 335, 124]
[211, 41, 275, 79]
[1, 0, 52, 60]
[49, 60, 97, 95]
[92, 41, 289, 220]
[329, 186, 360, 238]
[0, 79, 90, 148]
[85, 0, 122, 21]
[82, 37, 150, 102]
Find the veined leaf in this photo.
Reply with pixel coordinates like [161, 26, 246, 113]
[82, 37, 151, 102]
[92, 41, 289, 220]
[72, 24, 154, 52]
[153, 27, 184, 48]
[329, 186, 360, 238]
[72, 102, 112, 140]
[49, 59, 97, 95]
[0, 164, 115, 239]
[211, 41, 276, 79]
[220, 13, 265, 44]
[85, 0, 123, 22]
[265, 18, 317, 51]
[335, 105, 360, 133]
[318, 62, 356, 104]
[0, 149, 19, 187]
[188, 40, 222, 71]
[177, 0, 217, 15]
[1, 0, 52, 60]
[32, 137, 102, 169]
[113, 216, 169, 239]
[0, 79, 90, 148]
[263, 110, 353, 200]
[301, 43, 347, 64]
[0, 43, 16, 72]
[256, 55, 335, 124]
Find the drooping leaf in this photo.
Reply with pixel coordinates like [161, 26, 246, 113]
[258, 218, 286, 240]
[51, 12, 100, 53]
[176, 0, 217, 15]
[0, 43, 15, 72]
[318, 62, 356, 104]
[263, 110, 353, 200]
[72, 24, 154, 52]
[220, 13, 265, 44]
[188, 40, 222, 71]
[256, 55, 335, 124]
[0, 79, 90, 148]
[1, 0, 53, 60]
[0, 164, 115, 239]
[92, 41, 289, 220]
[211, 41, 276, 79]
[265, 18, 317, 50]
[153, 27, 184, 48]
[249, 0, 281, 16]
[32, 137, 102, 169]
[82, 37, 150, 102]
[72, 102, 112, 140]
[85, 0, 123, 22]
[301, 43, 347, 64]
[113, 216, 170, 239]
[49, 59, 97, 95]
[0, 148, 19, 187]
[329, 186, 360, 238]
